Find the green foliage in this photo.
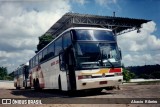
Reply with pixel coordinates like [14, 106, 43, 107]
[122, 68, 135, 82]
[140, 74, 150, 79]
[8, 72, 14, 80]
[0, 67, 8, 80]
[35, 34, 54, 53]
[4, 76, 13, 81]
[126, 64, 160, 79]
[151, 71, 160, 79]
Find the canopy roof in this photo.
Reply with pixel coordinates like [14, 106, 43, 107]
[45, 12, 151, 37]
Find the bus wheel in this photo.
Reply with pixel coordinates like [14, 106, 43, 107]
[16, 87, 20, 90]
[25, 82, 29, 89]
[15, 84, 20, 90]
[34, 79, 41, 91]
[58, 76, 62, 91]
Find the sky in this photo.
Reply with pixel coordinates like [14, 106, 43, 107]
[0, 0, 160, 73]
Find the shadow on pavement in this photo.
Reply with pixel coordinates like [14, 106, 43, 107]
[9, 88, 115, 98]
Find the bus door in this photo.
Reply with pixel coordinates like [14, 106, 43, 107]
[59, 47, 76, 90]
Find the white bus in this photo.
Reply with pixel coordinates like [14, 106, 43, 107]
[29, 27, 123, 92]
[14, 62, 30, 89]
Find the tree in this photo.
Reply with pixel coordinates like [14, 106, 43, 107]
[0, 67, 8, 80]
[122, 68, 135, 82]
[35, 34, 54, 53]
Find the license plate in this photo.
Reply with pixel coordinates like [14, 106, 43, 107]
[99, 81, 107, 84]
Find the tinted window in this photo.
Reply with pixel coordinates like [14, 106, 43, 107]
[63, 32, 72, 49]
[31, 59, 33, 68]
[19, 68, 22, 75]
[48, 42, 55, 58]
[74, 29, 115, 41]
[17, 69, 19, 75]
[14, 71, 17, 77]
[42, 48, 48, 61]
[29, 60, 32, 68]
[33, 57, 36, 67]
[55, 37, 62, 55]
[31, 59, 33, 67]
[39, 52, 42, 62]
[36, 55, 38, 65]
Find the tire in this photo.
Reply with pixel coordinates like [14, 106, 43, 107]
[25, 82, 28, 89]
[15, 84, 20, 90]
[58, 76, 62, 91]
[34, 79, 40, 91]
[33, 79, 36, 89]
[16, 87, 20, 90]
[35, 79, 41, 91]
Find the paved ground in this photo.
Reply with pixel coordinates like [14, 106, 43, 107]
[0, 81, 160, 107]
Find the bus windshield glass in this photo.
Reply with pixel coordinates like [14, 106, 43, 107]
[75, 42, 121, 70]
[73, 29, 115, 41]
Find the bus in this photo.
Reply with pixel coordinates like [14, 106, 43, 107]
[29, 27, 123, 92]
[14, 62, 30, 89]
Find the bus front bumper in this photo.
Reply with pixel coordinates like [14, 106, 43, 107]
[76, 76, 123, 90]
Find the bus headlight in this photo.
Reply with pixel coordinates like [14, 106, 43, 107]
[115, 73, 122, 76]
[78, 75, 92, 80]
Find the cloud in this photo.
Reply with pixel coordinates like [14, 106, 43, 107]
[95, 0, 117, 6]
[0, 0, 71, 73]
[73, 0, 87, 5]
[95, 0, 121, 12]
[118, 21, 160, 66]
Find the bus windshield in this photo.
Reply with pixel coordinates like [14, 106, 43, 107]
[75, 42, 121, 70]
[73, 29, 115, 41]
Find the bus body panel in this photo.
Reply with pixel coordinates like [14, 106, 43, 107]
[31, 56, 68, 90]
[60, 71, 68, 91]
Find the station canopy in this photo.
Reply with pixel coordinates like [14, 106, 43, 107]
[45, 13, 151, 37]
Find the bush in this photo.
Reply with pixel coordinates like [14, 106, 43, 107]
[123, 68, 135, 82]
[0, 67, 7, 80]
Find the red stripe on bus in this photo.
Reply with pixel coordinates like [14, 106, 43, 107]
[109, 68, 121, 73]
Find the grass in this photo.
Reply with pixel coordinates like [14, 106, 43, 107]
[123, 80, 160, 85]
[137, 80, 160, 85]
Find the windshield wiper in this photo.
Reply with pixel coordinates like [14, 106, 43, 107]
[107, 59, 114, 68]
[100, 50, 114, 68]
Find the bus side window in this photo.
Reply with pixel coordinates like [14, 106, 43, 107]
[48, 42, 55, 59]
[33, 57, 36, 67]
[36, 55, 38, 65]
[29, 60, 31, 69]
[63, 32, 72, 50]
[42, 48, 48, 62]
[19, 69, 21, 75]
[24, 66, 29, 79]
[55, 37, 62, 56]
[39, 52, 42, 63]
[31, 59, 33, 68]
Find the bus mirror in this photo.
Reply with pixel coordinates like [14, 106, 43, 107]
[59, 52, 67, 71]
